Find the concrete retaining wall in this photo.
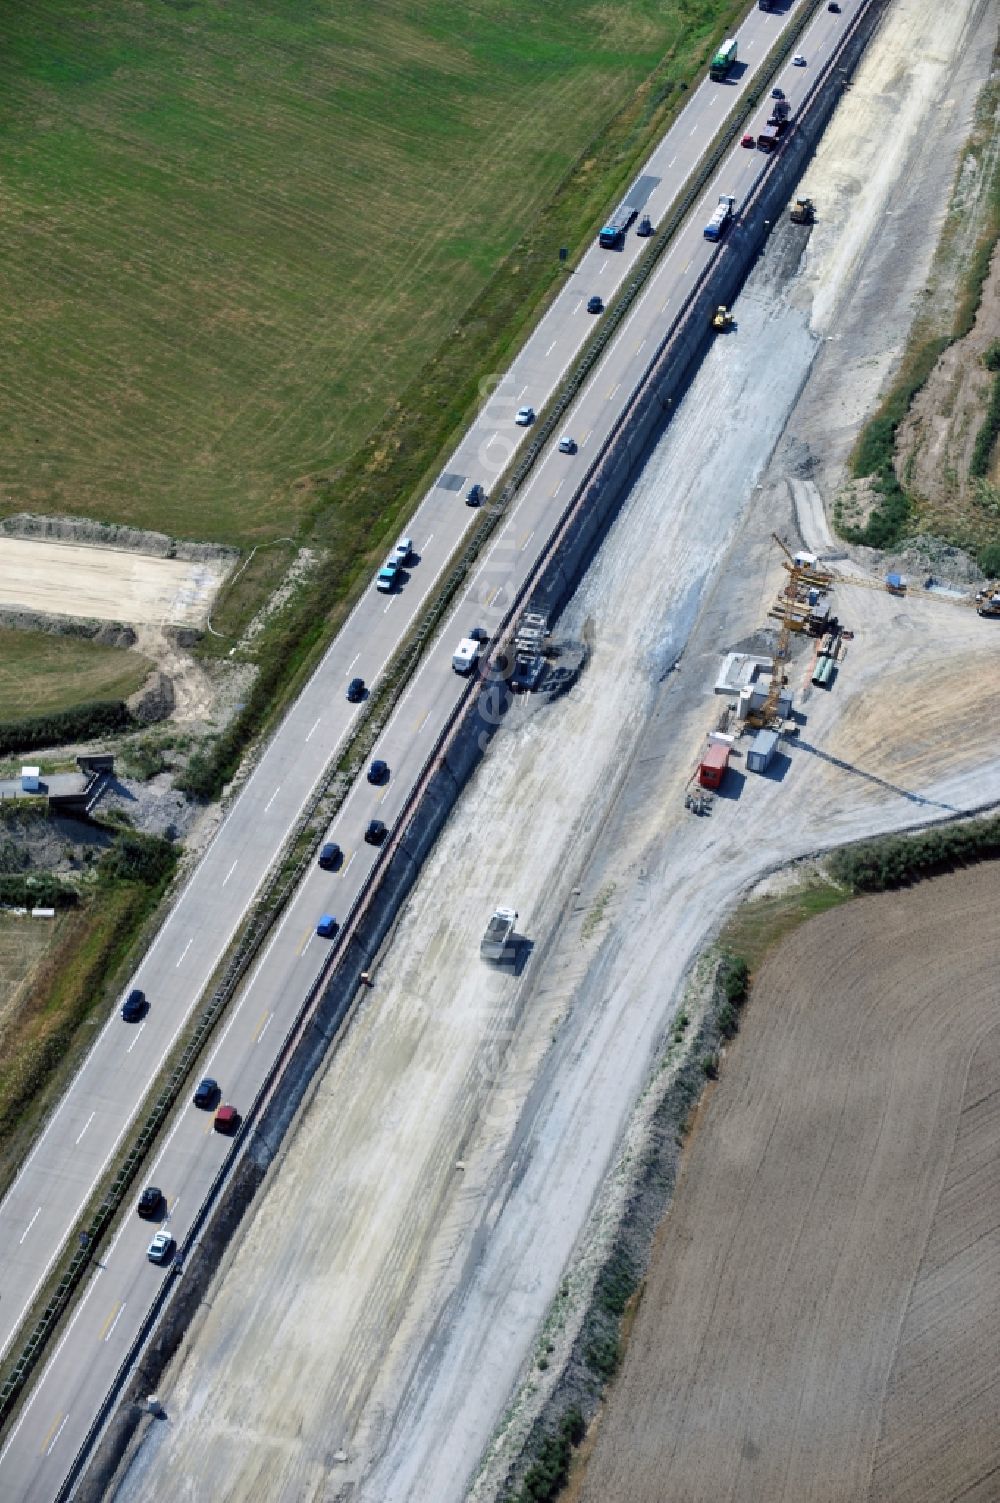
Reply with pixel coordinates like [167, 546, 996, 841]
[72, 4, 890, 1493]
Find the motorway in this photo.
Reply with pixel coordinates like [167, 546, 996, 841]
[0, 2, 857, 1495]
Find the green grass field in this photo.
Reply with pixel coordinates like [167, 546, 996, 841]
[0, 0, 713, 548]
[0, 629, 148, 719]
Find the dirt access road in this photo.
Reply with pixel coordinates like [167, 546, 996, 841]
[109, 0, 999, 1497]
[579, 864, 1000, 1503]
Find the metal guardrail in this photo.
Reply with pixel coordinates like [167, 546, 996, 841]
[8, 0, 847, 1469]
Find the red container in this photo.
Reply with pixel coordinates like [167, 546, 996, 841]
[698, 743, 730, 790]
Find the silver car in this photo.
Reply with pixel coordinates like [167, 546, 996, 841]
[147, 1230, 175, 1265]
[515, 406, 535, 426]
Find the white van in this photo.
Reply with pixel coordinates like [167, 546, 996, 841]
[452, 638, 482, 675]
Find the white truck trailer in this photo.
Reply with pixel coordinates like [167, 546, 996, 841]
[480, 907, 518, 961]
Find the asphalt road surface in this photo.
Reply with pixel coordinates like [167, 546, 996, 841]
[0, 3, 857, 1495]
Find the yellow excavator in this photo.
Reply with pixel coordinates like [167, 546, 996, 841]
[711, 305, 734, 332]
[790, 197, 815, 224]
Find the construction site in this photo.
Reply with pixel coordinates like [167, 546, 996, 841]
[98, 0, 1000, 1492]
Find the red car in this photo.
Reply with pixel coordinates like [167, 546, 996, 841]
[214, 1104, 240, 1135]
[741, 133, 755, 148]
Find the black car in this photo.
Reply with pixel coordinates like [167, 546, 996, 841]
[827, 2, 840, 9]
[466, 482, 485, 507]
[636, 215, 653, 237]
[137, 1185, 164, 1219]
[121, 988, 146, 1022]
[469, 626, 489, 644]
[586, 295, 604, 314]
[364, 819, 388, 846]
[193, 1077, 220, 1109]
[367, 758, 389, 785]
[346, 676, 366, 703]
[318, 841, 342, 871]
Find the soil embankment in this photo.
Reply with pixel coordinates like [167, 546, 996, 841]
[579, 863, 1000, 1503]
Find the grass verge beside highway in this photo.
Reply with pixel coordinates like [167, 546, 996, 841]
[0, 830, 177, 1197]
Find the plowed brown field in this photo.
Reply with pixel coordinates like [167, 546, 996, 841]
[580, 864, 1000, 1503]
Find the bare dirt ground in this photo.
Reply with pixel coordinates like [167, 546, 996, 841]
[0, 538, 228, 627]
[109, 0, 1000, 1500]
[578, 864, 1000, 1503]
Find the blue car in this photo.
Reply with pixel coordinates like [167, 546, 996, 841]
[316, 914, 339, 938]
[376, 560, 401, 594]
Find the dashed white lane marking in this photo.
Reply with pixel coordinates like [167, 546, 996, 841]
[19, 1208, 40, 1245]
[264, 786, 281, 812]
[45, 1413, 69, 1457]
[105, 1303, 125, 1343]
[305, 717, 321, 742]
[75, 1113, 95, 1147]
[175, 938, 193, 967]
[222, 861, 237, 887]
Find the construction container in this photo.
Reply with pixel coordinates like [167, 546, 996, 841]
[698, 742, 730, 790]
[747, 729, 780, 773]
[885, 572, 906, 594]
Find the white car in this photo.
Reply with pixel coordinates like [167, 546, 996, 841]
[793, 54, 807, 65]
[558, 435, 577, 454]
[147, 1230, 175, 1265]
[515, 406, 535, 426]
[393, 536, 413, 564]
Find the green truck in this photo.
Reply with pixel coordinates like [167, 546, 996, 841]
[709, 37, 738, 80]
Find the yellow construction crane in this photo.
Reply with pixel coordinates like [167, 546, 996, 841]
[746, 535, 808, 729]
[745, 616, 792, 730]
[771, 532, 834, 591]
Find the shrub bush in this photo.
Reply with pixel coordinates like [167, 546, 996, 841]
[979, 541, 1000, 576]
[0, 700, 130, 757]
[969, 371, 1000, 479]
[514, 1410, 586, 1503]
[98, 830, 176, 889]
[829, 814, 1000, 892]
[0, 874, 77, 909]
[719, 951, 749, 1005]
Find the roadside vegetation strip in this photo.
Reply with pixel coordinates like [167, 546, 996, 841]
[842, 60, 1000, 559]
[969, 340, 1000, 478]
[499, 950, 750, 1503]
[0, 701, 132, 759]
[827, 810, 1000, 892]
